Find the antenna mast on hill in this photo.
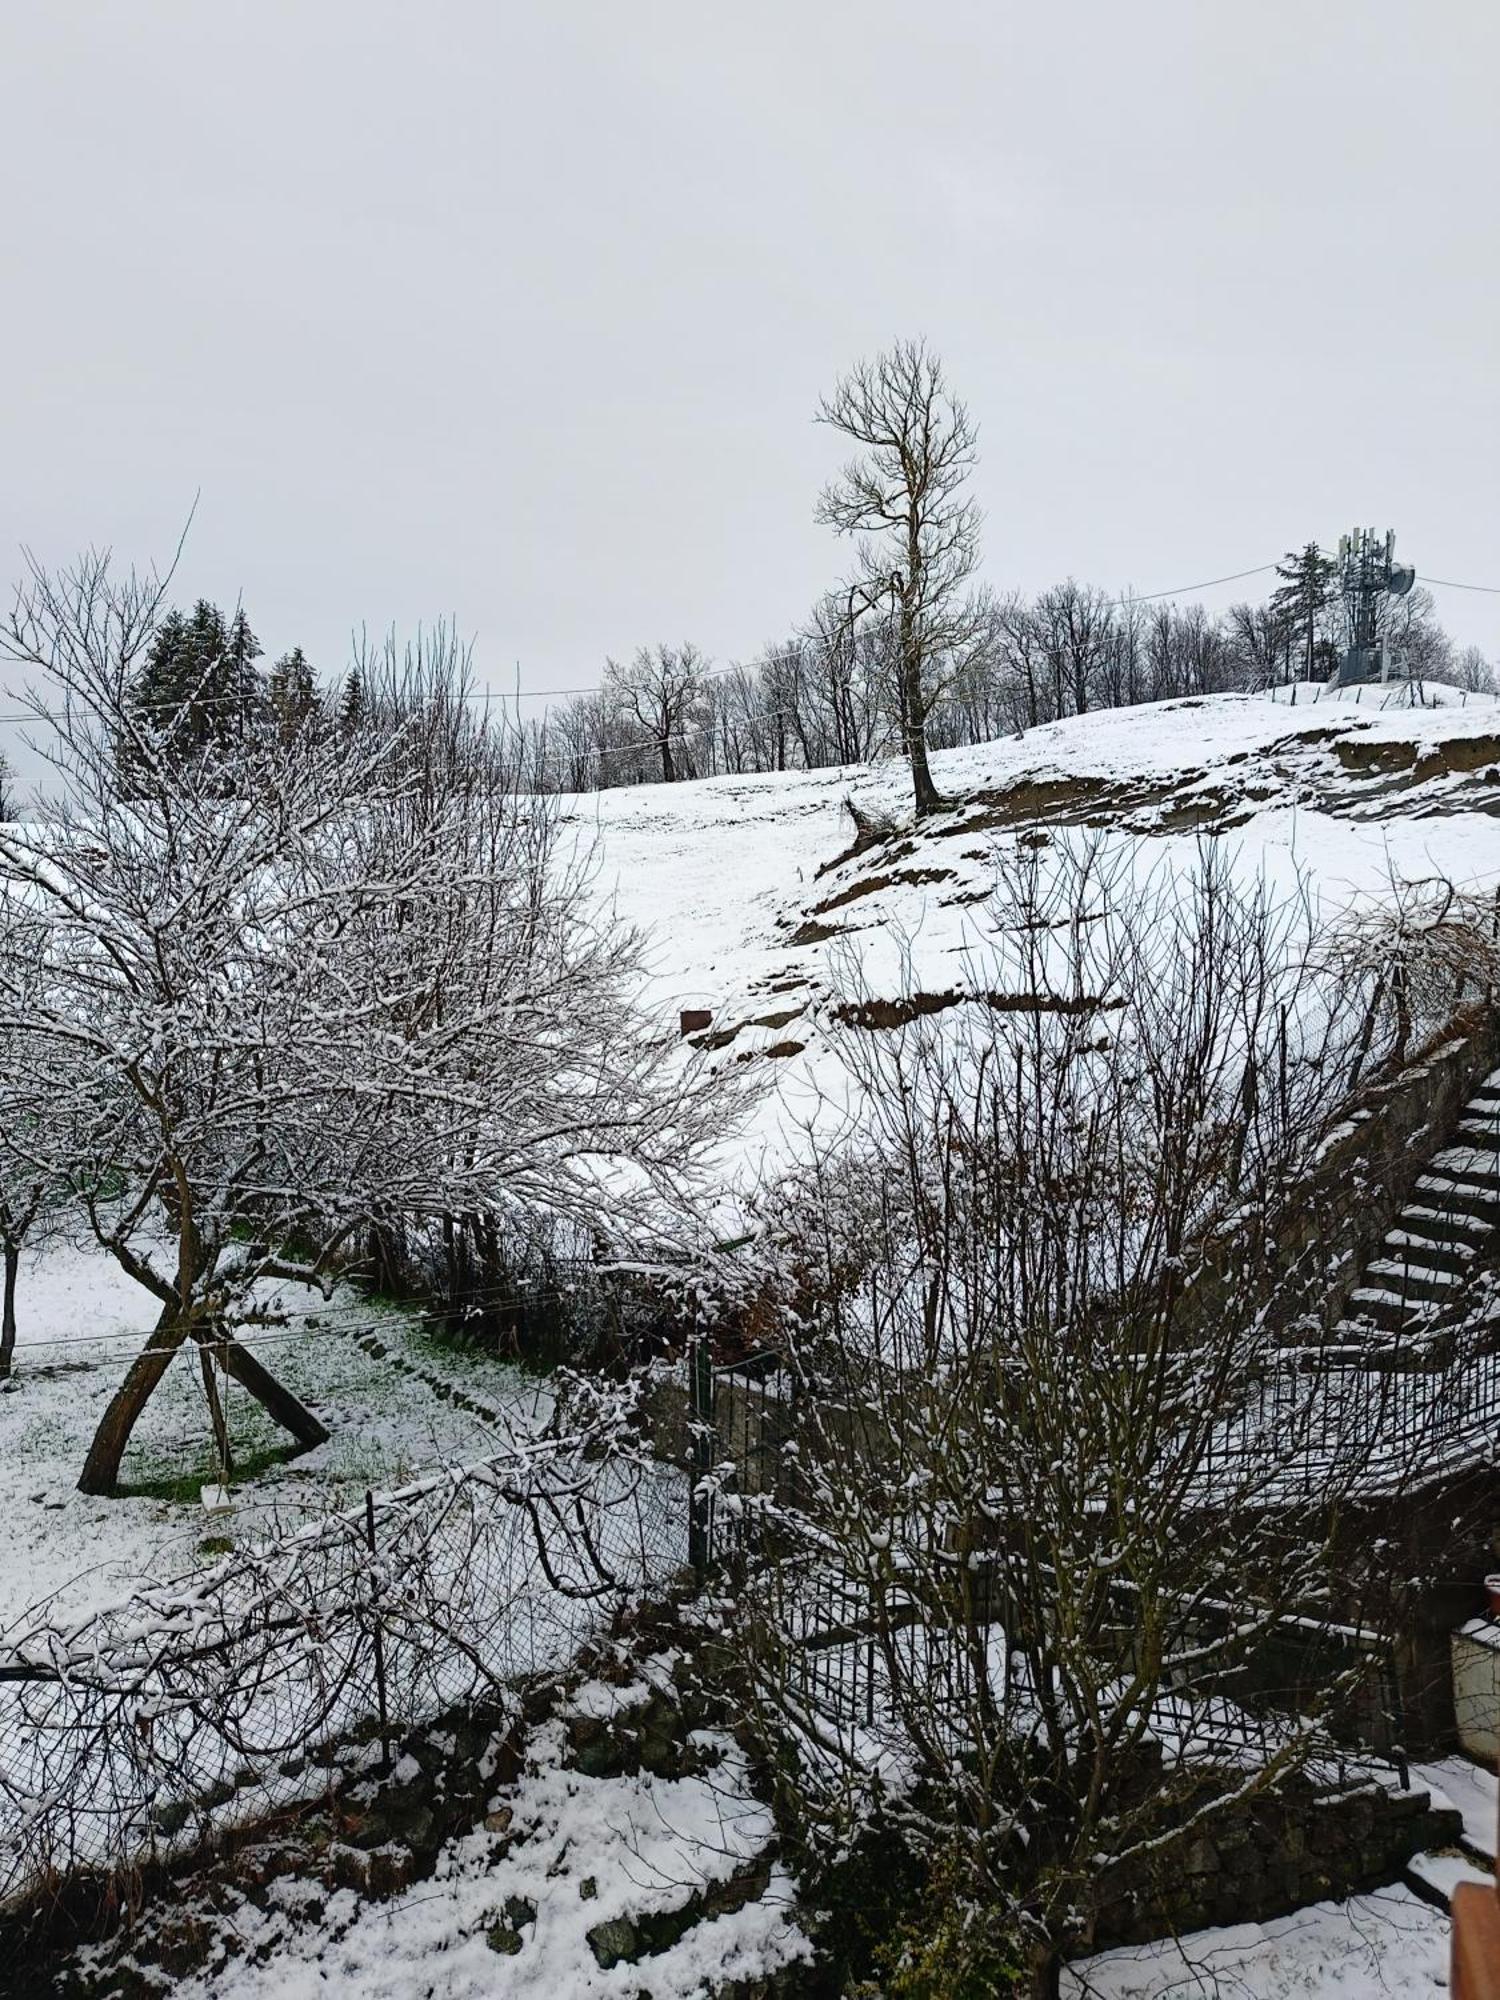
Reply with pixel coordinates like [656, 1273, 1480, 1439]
[1336, 527, 1416, 685]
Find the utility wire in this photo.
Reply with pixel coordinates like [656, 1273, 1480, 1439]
[7, 1269, 624, 1356]
[0, 554, 1358, 729]
[0, 559, 1491, 768]
[1104, 563, 1276, 606]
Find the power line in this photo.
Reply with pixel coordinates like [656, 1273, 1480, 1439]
[1105, 563, 1277, 606]
[8, 1274, 593, 1356]
[1, 557, 1490, 761]
[0, 556, 1306, 730]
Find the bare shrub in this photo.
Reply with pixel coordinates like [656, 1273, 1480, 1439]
[725, 840, 1431, 1992]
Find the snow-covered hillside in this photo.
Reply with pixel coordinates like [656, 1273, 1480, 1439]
[570, 683, 1500, 1200]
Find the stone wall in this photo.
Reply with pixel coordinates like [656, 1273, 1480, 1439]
[1340, 1460, 1500, 1753]
[1098, 1768, 1460, 1948]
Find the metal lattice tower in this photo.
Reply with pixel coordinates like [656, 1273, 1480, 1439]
[1336, 527, 1416, 685]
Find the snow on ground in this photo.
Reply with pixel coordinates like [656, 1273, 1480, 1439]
[0, 1233, 547, 1632]
[97, 1692, 812, 2000]
[1417, 1755, 1500, 1860]
[568, 684, 1500, 1202]
[1064, 1883, 1451, 1997]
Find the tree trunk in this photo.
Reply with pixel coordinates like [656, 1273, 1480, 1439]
[209, 1330, 329, 1451]
[0, 1240, 17, 1380]
[905, 670, 945, 817]
[78, 1306, 190, 1494]
[1026, 1946, 1062, 1999]
[898, 581, 945, 819]
[78, 1309, 330, 1496]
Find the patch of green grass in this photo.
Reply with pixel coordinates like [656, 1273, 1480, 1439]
[409, 1312, 558, 1383]
[318, 1436, 419, 1493]
[119, 1437, 302, 1505]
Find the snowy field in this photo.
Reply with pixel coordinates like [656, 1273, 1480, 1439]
[8, 684, 1499, 1642]
[3, 688, 1498, 1993]
[567, 682, 1500, 1201]
[0, 1234, 547, 1633]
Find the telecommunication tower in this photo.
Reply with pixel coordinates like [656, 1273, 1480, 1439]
[1336, 527, 1416, 685]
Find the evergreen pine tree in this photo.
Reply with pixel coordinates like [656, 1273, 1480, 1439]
[121, 600, 269, 782]
[222, 607, 266, 742]
[337, 665, 367, 740]
[178, 599, 230, 753]
[1270, 544, 1339, 683]
[268, 647, 323, 744]
[121, 608, 197, 779]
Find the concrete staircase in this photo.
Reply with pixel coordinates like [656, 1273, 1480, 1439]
[1340, 1068, 1500, 1340]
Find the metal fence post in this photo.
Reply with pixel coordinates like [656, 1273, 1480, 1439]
[365, 1488, 392, 1776]
[688, 1336, 715, 1583]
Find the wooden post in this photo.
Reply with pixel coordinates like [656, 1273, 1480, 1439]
[1450, 1736, 1500, 1998]
[365, 1489, 392, 1776]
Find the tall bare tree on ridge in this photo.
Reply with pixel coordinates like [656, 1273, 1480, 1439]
[817, 339, 984, 817]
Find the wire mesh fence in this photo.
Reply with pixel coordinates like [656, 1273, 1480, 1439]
[7, 1312, 1496, 1912]
[0, 1427, 685, 1916]
[695, 1325, 1500, 1729]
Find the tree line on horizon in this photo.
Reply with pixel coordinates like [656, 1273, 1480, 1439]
[534, 560, 1490, 798]
[68, 538, 1479, 821]
[1, 345, 1492, 825]
[534, 345, 1491, 809]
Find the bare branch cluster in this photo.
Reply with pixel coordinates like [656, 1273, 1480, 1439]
[0, 1384, 680, 1914]
[711, 840, 1448, 1987]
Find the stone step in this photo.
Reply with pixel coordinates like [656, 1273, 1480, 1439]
[1428, 1145, 1500, 1188]
[1364, 1258, 1467, 1304]
[1414, 1175, 1500, 1224]
[1380, 1233, 1476, 1276]
[1454, 1120, 1500, 1151]
[1405, 1848, 1493, 1911]
[1398, 1206, 1494, 1250]
[1410, 1756, 1499, 1866]
[1342, 1288, 1427, 1335]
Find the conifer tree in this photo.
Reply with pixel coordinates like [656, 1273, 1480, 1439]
[1270, 543, 1338, 683]
[337, 664, 367, 739]
[222, 607, 265, 739]
[121, 600, 272, 779]
[267, 647, 322, 744]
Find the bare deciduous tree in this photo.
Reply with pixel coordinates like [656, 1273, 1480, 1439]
[1450, 644, 1496, 695]
[817, 340, 984, 817]
[0, 930, 60, 1379]
[604, 642, 708, 784]
[0, 552, 731, 1494]
[1376, 583, 1451, 683]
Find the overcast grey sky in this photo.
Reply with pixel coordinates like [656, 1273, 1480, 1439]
[2, 0, 1496, 770]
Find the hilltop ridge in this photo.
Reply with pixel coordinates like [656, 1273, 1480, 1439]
[568, 684, 1500, 1190]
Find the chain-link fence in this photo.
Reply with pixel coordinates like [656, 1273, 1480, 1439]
[0, 1425, 684, 1916]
